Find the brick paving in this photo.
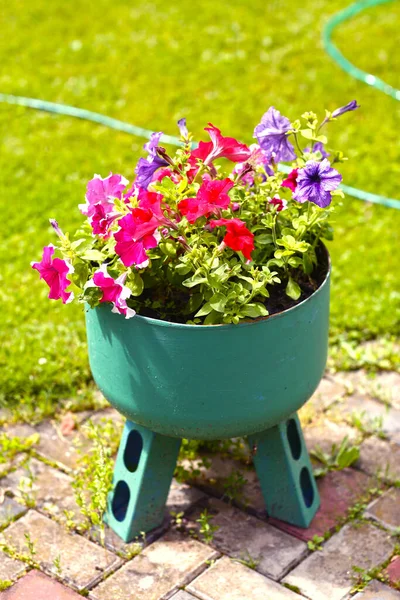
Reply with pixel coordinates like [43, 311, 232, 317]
[0, 370, 400, 600]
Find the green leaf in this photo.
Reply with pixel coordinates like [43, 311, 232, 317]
[182, 275, 207, 288]
[303, 253, 314, 275]
[255, 233, 273, 246]
[209, 293, 227, 313]
[182, 293, 203, 315]
[195, 302, 213, 317]
[81, 249, 106, 262]
[315, 134, 328, 144]
[204, 310, 222, 325]
[126, 271, 144, 296]
[175, 262, 192, 276]
[288, 256, 302, 268]
[286, 277, 301, 301]
[300, 128, 313, 140]
[241, 303, 268, 318]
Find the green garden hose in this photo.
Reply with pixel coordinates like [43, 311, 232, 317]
[0, 0, 399, 208]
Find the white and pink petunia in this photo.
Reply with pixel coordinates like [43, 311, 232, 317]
[85, 265, 135, 319]
[79, 173, 129, 217]
[31, 245, 74, 304]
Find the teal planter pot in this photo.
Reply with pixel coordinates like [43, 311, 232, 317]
[85, 253, 330, 542]
[85, 260, 330, 441]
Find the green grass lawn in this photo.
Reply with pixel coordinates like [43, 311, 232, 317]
[1, 0, 399, 416]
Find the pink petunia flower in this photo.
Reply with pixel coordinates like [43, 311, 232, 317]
[31, 244, 74, 304]
[178, 178, 234, 224]
[114, 208, 161, 268]
[209, 218, 255, 261]
[79, 173, 129, 217]
[85, 265, 135, 319]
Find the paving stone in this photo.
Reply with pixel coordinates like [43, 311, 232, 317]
[304, 419, 358, 456]
[283, 522, 394, 600]
[0, 511, 121, 591]
[34, 421, 90, 471]
[187, 497, 307, 580]
[187, 556, 300, 600]
[170, 592, 197, 600]
[387, 556, 400, 586]
[353, 580, 400, 599]
[0, 551, 25, 581]
[365, 487, 400, 531]
[86, 407, 126, 430]
[270, 467, 373, 541]
[0, 569, 82, 599]
[0, 458, 83, 525]
[358, 437, 400, 482]
[0, 495, 27, 527]
[306, 375, 347, 414]
[334, 394, 400, 442]
[0, 424, 37, 439]
[167, 480, 206, 514]
[89, 531, 218, 600]
[373, 372, 400, 409]
[183, 455, 266, 516]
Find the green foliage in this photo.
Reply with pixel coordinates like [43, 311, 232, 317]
[71, 420, 117, 543]
[311, 436, 360, 477]
[196, 509, 219, 544]
[307, 535, 325, 551]
[1, 0, 399, 412]
[0, 433, 39, 465]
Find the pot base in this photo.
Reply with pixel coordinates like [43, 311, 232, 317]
[105, 413, 319, 542]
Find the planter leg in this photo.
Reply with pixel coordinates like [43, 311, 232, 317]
[104, 420, 181, 542]
[248, 413, 320, 527]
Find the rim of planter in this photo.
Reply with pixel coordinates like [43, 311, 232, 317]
[128, 243, 331, 329]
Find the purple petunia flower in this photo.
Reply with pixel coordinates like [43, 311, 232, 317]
[293, 159, 342, 208]
[331, 100, 360, 119]
[134, 132, 169, 189]
[304, 142, 330, 159]
[177, 118, 188, 138]
[253, 107, 296, 162]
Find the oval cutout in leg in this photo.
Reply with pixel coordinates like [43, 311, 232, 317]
[300, 467, 314, 508]
[112, 480, 130, 522]
[123, 430, 143, 473]
[287, 418, 302, 460]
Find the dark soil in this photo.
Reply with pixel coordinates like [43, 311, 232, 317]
[134, 244, 330, 323]
[264, 243, 330, 316]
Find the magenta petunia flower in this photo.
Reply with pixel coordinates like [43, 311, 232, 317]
[254, 107, 296, 162]
[281, 169, 299, 192]
[89, 203, 118, 238]
[269, 197, 287, 212]
[31, 244, 74, 304]
[85, 265, 135, 319]
[293, 159, 342, 208]
[79, 173, 128, 217]
[178, 178, 234, 224]
[114, 208, 161, 268]
[134, 132, 169, 189]
[190, 124, 251, 170]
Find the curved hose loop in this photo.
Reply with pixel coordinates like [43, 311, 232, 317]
[1, 0, 399, 208]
